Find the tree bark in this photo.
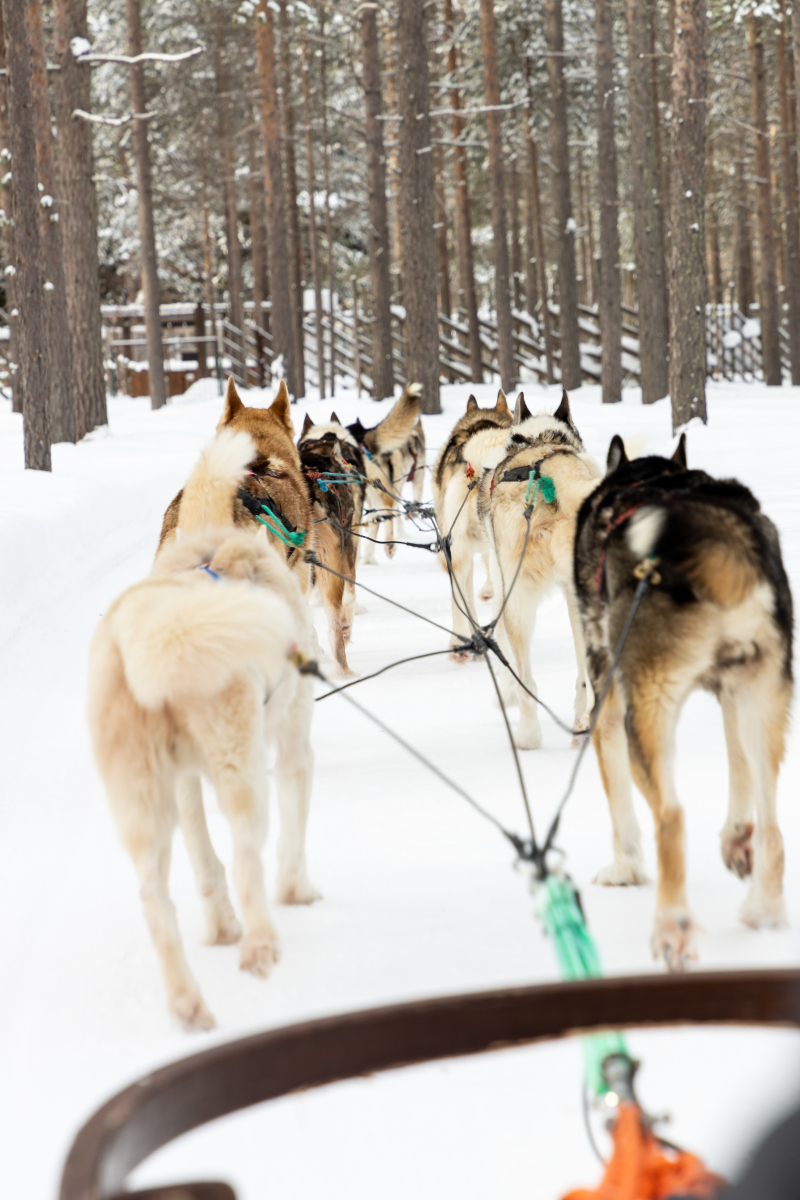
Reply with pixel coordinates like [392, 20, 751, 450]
[301, 31, 325, 399]
[595, 0, 622, 403]
[320, 12, 336, 397]
[279, 1, 304, 398]
[434, 143, 451, 319]
[446, 0, 482, 384]
[193, 300, 208, 379]
[668, 0, 708, 429]
[545, 0, 581, 390]
[126, 0, 166, 409]
[479, 0, 515, 391]
[214, 14, 243, 338]
[361, 4, 394, 401]
[0, 8, 19, 414]
[1, 0, 49, 468]
[397, 0, 440, 413]
[52, 0, 106, 437]
[256, 0, 296, 396]
[247, 115, 266, 332]
[778, 10, 800, 383]
[26, 0, 74, 443]
[627, 0, 669, 404]
[748, 13, 781, 386]
[384, 21, 403, 289]
[525, 51, 553, 383]
[735, 130, 754, 315]
[510, 153, 522, 309]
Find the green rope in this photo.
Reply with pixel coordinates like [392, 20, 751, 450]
[524, 468, 557, 507]
[254, 509, 307, 549]
[536, 874, 629, 1097]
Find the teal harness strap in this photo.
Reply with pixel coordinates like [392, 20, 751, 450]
[524, 467, 557, 508]
[253, 509, 307, 549]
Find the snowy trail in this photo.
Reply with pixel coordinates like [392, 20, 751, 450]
[2, 380, 800, 1198]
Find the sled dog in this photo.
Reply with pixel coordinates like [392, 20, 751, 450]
[432, 390, 512, 654]
[298, 412, 360, 675]
[477, 391, 602, 748]
[574, 434, 793, 969]
[159, 377, 314, 593]
[88, 526, 318, 1030]
[347, 383, 424, 563]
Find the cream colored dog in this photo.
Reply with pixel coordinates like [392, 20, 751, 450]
[87, 527, 318, 1030]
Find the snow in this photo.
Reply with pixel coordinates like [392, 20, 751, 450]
[2, 378, 800, 1199]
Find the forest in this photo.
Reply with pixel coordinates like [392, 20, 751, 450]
[0, 0, 795, 467]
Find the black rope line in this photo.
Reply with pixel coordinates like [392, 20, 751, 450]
[320, 511, 439, 553]
[314, 648, 454, 701]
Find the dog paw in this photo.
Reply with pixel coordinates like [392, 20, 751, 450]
[277, 879, 322, 906]
[721, 822, 754, 879]
[449, 648, 471, 664]
[651, 911, 697, 972]
[240, 932, 281, 979]
[204, 901, 242, 946]
[171, 990, 216, 1032]
[594, 857, 649, 887]
[740, 892, 788, 930]
[385, 543, 397, 559]
[514, 724, 543, 751]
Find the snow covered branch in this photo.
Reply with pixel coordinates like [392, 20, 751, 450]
[72, 47, 203, 66]
[71, 109, 158, 127]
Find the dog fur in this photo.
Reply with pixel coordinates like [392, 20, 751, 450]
[88, 527, 319, 1031]
[432, 390, 513, 648]
[476, 390, 602, 748]
[574, 434, 793, 969]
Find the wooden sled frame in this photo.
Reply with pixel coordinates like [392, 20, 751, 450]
[60, 969, 800, 1200]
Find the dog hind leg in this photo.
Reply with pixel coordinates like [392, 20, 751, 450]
[592, 679, 648, 887]
[563, 582, 593, 739]
[175, 772, 241, 945]
[502, 592, 543, 749]
[275, 695, 321, 906]
[719, 690, 755, 879]
[478, 550, 494, 603]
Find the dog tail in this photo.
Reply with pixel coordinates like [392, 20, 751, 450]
[626, 504, 760, 607]
[363, 383, 422, 454]
[177, 428, 256, 534]
[111, 580, 295, 709]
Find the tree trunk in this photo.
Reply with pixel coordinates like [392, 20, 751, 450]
[384, 21, 403, 290]
[510, 153, 522, 310]
[627, 0, 669, 404]
[1, 0, 49, 468]
[735, 131, 754, 315]
[361, 4, 394, 402]
[778, 10, 800, 383]
[126, 0, 166, 409]
[52, 0, 106, 437]
[193, 300, 208, 379]
[256, 0, 296, 396]
[26, 0, 74, 444]
[446, 0, 482, 384]
[479, 0, 515, 391]
[214, 13, 243, 339]
[525, 52, 553, 383]
[320, 12, 337, 397]
[0, 9, 19, 414]
[545, 0, 581, 390]
[301, 31, 325, 400]
[279, 1, 305, 398]
[201, 191, 219, 382]
[434, 143, 451, 319]
[397, 0, 440, 413]
[668, 0, 708, 429]
[247, 115, 266, 333]
[748, 13, 781, 386]
[595, 0, 622, 403]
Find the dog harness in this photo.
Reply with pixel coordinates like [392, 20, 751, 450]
[237, 488, 307, 552]
[196, 563, 221, 581]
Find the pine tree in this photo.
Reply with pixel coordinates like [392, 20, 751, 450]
[595, 0, 622, 403]
[361, 4, 394, 402]
[748, 12, 781, 386]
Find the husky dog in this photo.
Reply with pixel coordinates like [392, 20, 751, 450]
[347, 383, 424, 563]
[88, 526, 318, 1030]
[159, 378, 314, 593]
[298, 413, 359, 675]
[574, 435, 793, 969]
[432, 390, 512, 656]
[477, 391, 602, 748]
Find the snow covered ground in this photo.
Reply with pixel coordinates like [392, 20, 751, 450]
[2, 376, 800, 1198]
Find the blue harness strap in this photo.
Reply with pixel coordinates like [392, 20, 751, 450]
[197, 563, 221, 581]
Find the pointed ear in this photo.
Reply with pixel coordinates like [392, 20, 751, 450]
[494, 390, 510, 415]
[218, 376, 243, 428]
[513, 392, 531, 424]
[330, 410, 341, 424]
[554, 388, 579, 433]
[606, 434, 628, 475]
[270, 379, 293, 432]
[671, 432, 687, 468]
[300, 412, 314, 438]
[466, 394, 478, 412]
[255, 523, 268, 544]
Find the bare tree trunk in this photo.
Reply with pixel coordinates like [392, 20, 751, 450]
[319, 12, 337, 397]
[0, 10, 19, 414]
[201, 191, 219, 383]
[256, 0, 296, 395]
[545, 0, 581, 390]
[735, 131, 754, 315]
[525, 52, 553, 384]
[1, 0, 49, 468]
[748, 13, 781, 386]
[595, 0, 622, 403]
[247, 114, 266, 332]
[627, 0, 669, 403]
[668, 0, 708, 429]
[576, 149, 589, 305]
[434, 144, 451, 319]
[301, 31, 325, 399]
[52, 0, 106, 436]
[384, 21, 403, 290]
[26, 0, 74, 444]
[126, 0, 166, 409]
[279, 1, 304, 398]
[193, 300, 208, 379]
[397, 0, 440, 413]
[510, 153, 522, 309]
[361, 4, 394, 401]
[479, 0, 515, 391]
[778, 8, 800, 383]
[446, 0, 482, 384]
[214, 13, 243, 340]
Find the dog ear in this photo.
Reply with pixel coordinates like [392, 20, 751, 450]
[495, 390, 510, 415]
[300, 412, 314, 439]
[513, 392, 531, 424]
[554, 388, 579, 434]
[330, 410, 341, 424]
[671, 432, 687, 468]
[270, 379, 293, 431]
[466, 394, 478, 412]
[255, 523, 268, 544]
[217, 376, 243, 428]
[606, 434, 628, 474]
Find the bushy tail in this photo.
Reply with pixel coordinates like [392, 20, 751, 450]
[365, 383, 422, 454]
[111, 579, 295, 708]
[178, 428, 256, 533]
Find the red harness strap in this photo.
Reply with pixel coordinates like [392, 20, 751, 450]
[465, 463, 475, 480]
[594, 504, 645, 592]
